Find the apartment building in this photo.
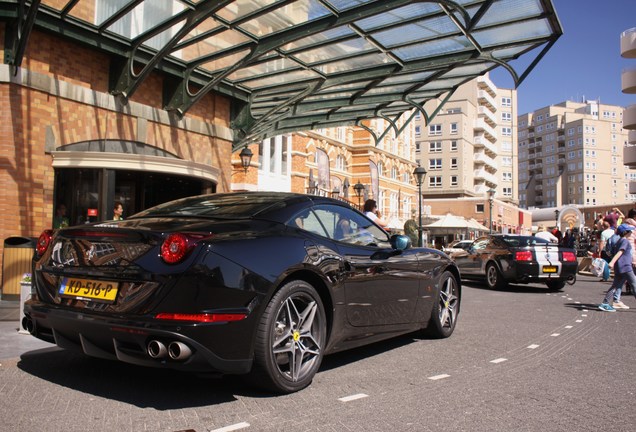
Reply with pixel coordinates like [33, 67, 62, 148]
[413, 74, 529, 234]
[518, 100, 634, 208]
[621, 28, 636, 180]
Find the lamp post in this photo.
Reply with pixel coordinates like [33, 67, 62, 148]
[239, 146, 253, 173]
[488, 188, 496, 234]
[413, 164, 427, 247]
[353, 181, 365, 209]
[554, 209, 560, 227]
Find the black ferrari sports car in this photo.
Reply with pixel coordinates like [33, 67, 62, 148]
[451, 234, 578, 291]
[25, 192, 461, 393]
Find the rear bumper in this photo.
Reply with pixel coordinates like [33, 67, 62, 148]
[24, 300, 253, 375]
[508, 261, 578, 283]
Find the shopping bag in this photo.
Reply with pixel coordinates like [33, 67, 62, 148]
[591, 258, 606, 278]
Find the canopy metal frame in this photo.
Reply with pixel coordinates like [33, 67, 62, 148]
[1, 0, 562, 151]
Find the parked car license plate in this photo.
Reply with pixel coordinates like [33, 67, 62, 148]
[59, 277, 119, 303]
[542, 266, 557, 273]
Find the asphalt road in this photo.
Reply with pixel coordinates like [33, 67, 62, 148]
[1, 274, 634, 432]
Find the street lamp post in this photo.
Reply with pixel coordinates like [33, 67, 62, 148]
[488, 188, 496, 234]
[413, 164, 427, 247]
[554, 209, 560, 227]
[353, 181, 365, 209]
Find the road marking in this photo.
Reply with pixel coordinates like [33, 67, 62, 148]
[551, 333, 560, 337]
[211, 422, 250, 432]
[576, 320, 583, 323]
[428, 374, 450, 380]
[339, 393, 369, 402]
[565, 325, 573, 329]
[582, 309, 589, 312]
[527, 344, 540, 349]
[581, 314, 588, 317]
[490, 358, 507, 364]
[575, 301, 581, 304]
[567, 298, 573, 300]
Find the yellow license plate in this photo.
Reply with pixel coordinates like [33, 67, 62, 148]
[59, 277, 119, 303]
[543, 266, 557, 273]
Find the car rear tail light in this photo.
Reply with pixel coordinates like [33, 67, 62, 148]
[36, 230, 53, 256]
[154, 313, 247, 323]
[160, 233, 213, 264]
[514, 250, 533, 261]
[562, 251, 577, 262]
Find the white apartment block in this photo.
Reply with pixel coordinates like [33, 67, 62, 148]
[518, 100, 635, 208]
[414, 74, 518, 204]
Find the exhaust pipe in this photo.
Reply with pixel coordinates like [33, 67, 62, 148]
[147, 340, 168, 359]
[168, 341, 192, 360]
[22, 316, 35, 334]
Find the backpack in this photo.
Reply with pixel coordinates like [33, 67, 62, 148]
[603, 233, 621, 260]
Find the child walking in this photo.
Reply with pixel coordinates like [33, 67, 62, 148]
[599, 223, 636, 312]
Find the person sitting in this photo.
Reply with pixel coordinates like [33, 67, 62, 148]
[334, 217, 352, 241]
[363, 199, 388, 229]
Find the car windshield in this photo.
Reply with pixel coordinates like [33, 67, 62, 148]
[131, 194, 287, 219]
[500, 235, 550, 247]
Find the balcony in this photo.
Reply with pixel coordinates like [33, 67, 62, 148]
[621, 28, 636, 58]
[474, 151, 498, 170]
[474, 119, 498, 142]
[477, 90, 497, 111]
[477, 75, 497, 97]
[624, 104, 636, 130]
[622, 68, 636, 93]
[557, 157, 566, 165]
[630, 130, 636, 145]
[474, 168, 498, 185]
[624, 145, 636, 167]
[478, 105, 497, 126]
[535, 173, 543, 180]
[630, 181, 636, 195]
[474, 134, 498, 156]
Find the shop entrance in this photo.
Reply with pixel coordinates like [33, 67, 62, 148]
[53, 168, 214, 227]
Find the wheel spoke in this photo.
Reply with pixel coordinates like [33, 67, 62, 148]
[439, 277, 457, 328]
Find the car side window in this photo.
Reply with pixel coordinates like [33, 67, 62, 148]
[312, 205, 390, 247]
[290, 209, 328, 237]
[471, 239, 489, 251]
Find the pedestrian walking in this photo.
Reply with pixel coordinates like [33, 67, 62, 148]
[599, 223, 636, 312]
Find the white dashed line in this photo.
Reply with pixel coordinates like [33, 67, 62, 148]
[575, 301, 581, 304]
[565, 325, 573, 329]
[582, 314, 588, 317]
[527, 344, 540, 349]
[428, 374, 450, 380]
[582, 309, 589, 312]
[551, 333, 560, 337]
[567, 298, 573, 301]
[338, 393, 369, 402]
[211, 422, 250, 432]
[576, 320, 583, 323]
[490, 358, 507, 364]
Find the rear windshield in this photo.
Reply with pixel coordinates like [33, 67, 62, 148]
[500, 235, 549, 247]
[132, 194, 286, 219]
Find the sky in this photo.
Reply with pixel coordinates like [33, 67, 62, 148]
[489, 0, 636, 115]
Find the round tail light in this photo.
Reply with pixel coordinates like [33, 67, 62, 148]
[36, 230, 54, 256]
[161, 233, 190, 264]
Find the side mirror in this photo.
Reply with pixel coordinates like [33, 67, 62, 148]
[390, 234, 411, 250]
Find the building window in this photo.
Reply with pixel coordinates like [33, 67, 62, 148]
[502, 127, 512, 136]
[429, 159, 442, 170]
[501, 97, 511, 107]
[503, 172, 512, 181]
[415, 125, 421, 136]
[391, 166, 398, 179]
[450, 158, 458, 169]
[503, 187, 512, 197]
[476, 204, 485, 212]
[429, 176, 442, 187]
[335, 154, 347, 171]
[450, 123, 458, 134]
[429, 141, 442, 152]
[450, 140, 458, 151]
[502, 112, 511, 122]
[429, 124, 442, 135]
[450, 175, 458, 186]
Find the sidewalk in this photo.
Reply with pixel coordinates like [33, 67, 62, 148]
[0, 300, 55, 361]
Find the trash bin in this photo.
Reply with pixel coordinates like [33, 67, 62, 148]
[2, 236, 36, 300]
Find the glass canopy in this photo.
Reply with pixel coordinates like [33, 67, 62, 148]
[6, 0, 562, 150]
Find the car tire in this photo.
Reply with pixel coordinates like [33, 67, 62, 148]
[486, 263, 505, 289]
[250, 280, 326, 393]
[546, 280, 566, 291]
[426, 271, 460, 339]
